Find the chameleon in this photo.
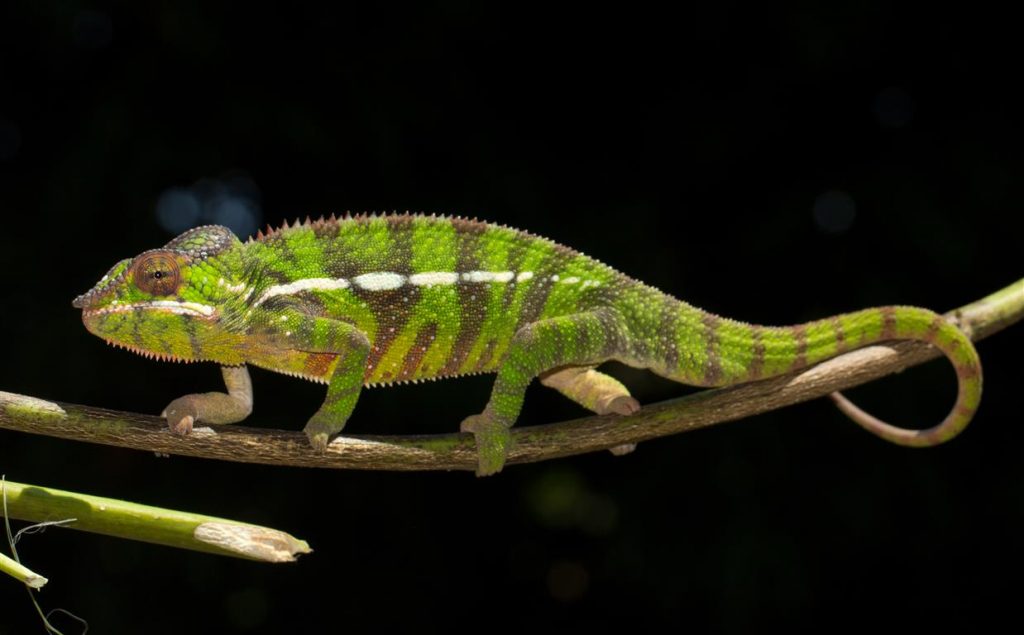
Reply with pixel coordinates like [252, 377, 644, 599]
[72, 214, 982, 475]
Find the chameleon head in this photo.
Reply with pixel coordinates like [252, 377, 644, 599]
[72, 225, 247, 363]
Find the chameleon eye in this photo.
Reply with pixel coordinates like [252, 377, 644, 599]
[132, 252, 181, 296]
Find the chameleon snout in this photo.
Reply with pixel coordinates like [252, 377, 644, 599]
[71, 293, 91, 309]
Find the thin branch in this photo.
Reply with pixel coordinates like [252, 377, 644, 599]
[1, 479, 311, 563]
[1, 277, 1021, 472]
[0, 551, 47, 589]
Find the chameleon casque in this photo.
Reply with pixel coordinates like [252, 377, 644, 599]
[73, 214, 982, 475]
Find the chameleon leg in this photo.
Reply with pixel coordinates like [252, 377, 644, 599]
[539, 366, 640, 416]
[162, 365, 254, 435]
[462, 309, 625, 476]
[263, 310, 372, 452]
[539, 365, 640, 456]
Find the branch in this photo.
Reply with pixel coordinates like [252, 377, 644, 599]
[0, 551, 47, 589]
[1, 278, 1021, 472]
[1, 479, 311, 563]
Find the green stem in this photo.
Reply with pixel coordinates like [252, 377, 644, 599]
[1, 480, 310, 562]
[0, 550, 47, 588]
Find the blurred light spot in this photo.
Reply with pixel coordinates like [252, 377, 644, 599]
[872, 87, 915, 128]
[210, 198, 258, 238]
[73, 10, 113, 49]
[155, 174, 262, 238]
[223, 588, 269, 630]
[524, 467, 619, 534]
[156, 188, 202, 234]
[0, 118, 21, 161]
[547, 561, 589, 602]
[813, 190, 856, 234]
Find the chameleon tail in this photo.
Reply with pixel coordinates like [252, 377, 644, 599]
[825, 307, 982, 447]
[670, 304, 981, 447]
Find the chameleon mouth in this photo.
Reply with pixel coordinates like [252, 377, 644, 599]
[80, 300, 217, 319]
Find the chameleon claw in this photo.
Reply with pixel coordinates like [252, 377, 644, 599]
[162, 397, 197, 436]
[306, 430, 330, 453]
[303, 414, 340, 454]
[603, 395, 641, 416]
[608, 443, 637, 456]
[169, 414, 194, 436]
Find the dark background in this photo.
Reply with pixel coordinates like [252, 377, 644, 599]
[1, 2, 1022, 632]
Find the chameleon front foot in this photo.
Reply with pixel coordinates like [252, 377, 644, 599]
[160, 367, 254, 437]
[303, 414, 341, 453]
[162, 397, 197, 436]
[460, 413, 513, 477]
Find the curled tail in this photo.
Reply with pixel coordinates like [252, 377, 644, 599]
[664, 304, 982, 447]
[825, 306, 981, 446]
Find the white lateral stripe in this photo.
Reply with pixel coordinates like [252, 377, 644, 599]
[409, 272, 460, 286]
[353, 272, 406, 291]
[254, 278, 350, 306]
[249, 269, 569, 303]
[461, 271, 515, 283]
[141, 301, 217, 316]
[87, 300, 216, 317]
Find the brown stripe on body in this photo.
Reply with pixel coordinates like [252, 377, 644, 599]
[182, 315, 202, 359]
[363, 289, 418, 382]
[596, 308, 627, 357]
[702, 313, 723, 385]
[351, 217, 419, 376]
[304, 352, 338, 378]
[474, 338, 500, 372]
[880, 306, 898, 340]
[513, 242, 573, 333]
[831, 316, 848, 353]
[397, 323, 439, 380]
[957, 363, 981, 381]
[658, 296, 680, 373]
[923, 314, 944, 344]
[748, 325, 766, 380]
[791, 324, 808, 370]
[482, 238, 566, 372]
[954, 402, 977, 418]
[132, 314, 145, 350]
[439, 224, 491, 376]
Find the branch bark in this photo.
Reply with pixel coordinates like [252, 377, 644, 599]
[2, 278, 1021, 472]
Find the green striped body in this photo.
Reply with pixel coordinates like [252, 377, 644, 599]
[73, 214, 982, 474]
[239, 215, 623, 385]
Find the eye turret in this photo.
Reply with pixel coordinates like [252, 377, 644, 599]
[131, 252, 181, 296]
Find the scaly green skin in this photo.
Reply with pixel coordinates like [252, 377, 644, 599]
[73, 214, 983, 475]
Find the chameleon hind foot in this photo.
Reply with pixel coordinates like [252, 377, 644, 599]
[539, 366, 640, 456]
[539, 366, 641, 416]
[461, 413, 513, 477]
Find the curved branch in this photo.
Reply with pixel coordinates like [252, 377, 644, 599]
[2, 278, 1021, 472]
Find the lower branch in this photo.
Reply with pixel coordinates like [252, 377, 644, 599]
[1, 277, 1021, 472]
[1, 479, 310, 563]
[0, 551, 47, 589]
